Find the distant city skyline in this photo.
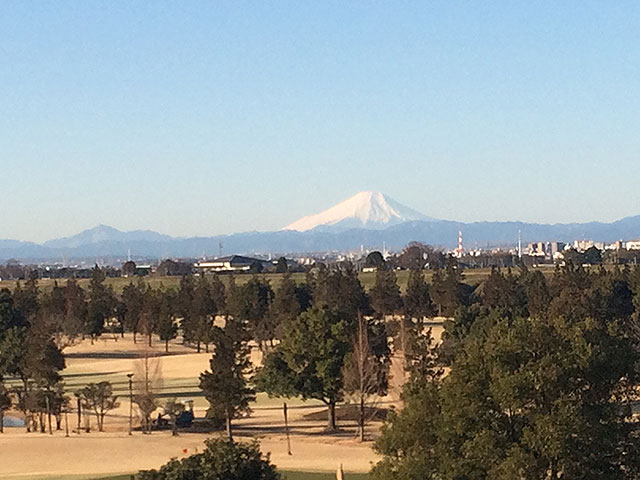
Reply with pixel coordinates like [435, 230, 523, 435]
[3, 2, 640, 242]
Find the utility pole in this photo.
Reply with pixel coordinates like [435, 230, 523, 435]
[46, 393, 52, 435]
[283, 402, 292, 455]
[75, 393, 82, 434]
[127, 373, 134, 435]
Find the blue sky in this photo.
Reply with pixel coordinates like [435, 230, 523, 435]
[2, 1, 640, 242]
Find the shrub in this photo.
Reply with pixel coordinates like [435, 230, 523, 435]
[138, 438, 280, 480]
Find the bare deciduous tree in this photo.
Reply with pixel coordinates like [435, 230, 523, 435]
[163, 398, 185, 436]
[80, 381, 119, 432]
[133, 347, 162, 434]
[343, 314, 385, 441]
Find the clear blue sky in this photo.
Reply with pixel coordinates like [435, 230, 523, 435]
[3, 1, 640, 242]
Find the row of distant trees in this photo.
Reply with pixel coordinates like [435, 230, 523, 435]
[2, 259, 471, 354]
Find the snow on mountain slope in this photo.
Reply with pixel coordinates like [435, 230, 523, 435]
[283, 191, 434, 232]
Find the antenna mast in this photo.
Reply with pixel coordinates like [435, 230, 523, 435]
[518, 230, 522, 260]
[455, 230, 464, 257]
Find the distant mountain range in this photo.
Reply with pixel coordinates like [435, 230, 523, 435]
[43, 225, 172, 249]
[2, 191, 640, 262]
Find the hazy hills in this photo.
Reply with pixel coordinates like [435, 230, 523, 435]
[2, 192, 640, 261]
[3, 216, 640, 262]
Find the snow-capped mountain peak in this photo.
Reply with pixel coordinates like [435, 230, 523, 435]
[283, 191, 433, 232]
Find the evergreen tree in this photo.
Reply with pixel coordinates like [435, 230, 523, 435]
[365, 251, 386, 269]
[269, 272, 302, 340]
[404, 269, 433, 320]
[522, 269, 550, 317]
[177, 275, 197, 347]
[256, 307, 352, 431]
[479, 267, 528, 318]
[13, 275, 39, 321]
[86, 266, 114, 340]
[430, 258, 467, 317]
[193, 276, 216, 352]
[139, 438, 280, 480]
[199, 317, 255, 441]
[275, 256, 288, 273]
[372, 313, 640, 479]
[140, 285, 160, 347]
[236, 277, 274, 351]
[370, 269, 403, 319]
[209, 274, 227, 316]
[156, 288, 178, 352]
[121, 279, 145, 342]
[225, 274, 242, 320]
[312, 263, 368, 321]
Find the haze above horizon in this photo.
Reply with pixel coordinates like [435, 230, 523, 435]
[3, 2, 640, 242]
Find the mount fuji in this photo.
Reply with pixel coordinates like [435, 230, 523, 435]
[283, 191, 434, 232]
[5, 192, 640, 261]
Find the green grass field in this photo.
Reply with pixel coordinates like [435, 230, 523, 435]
[0, 266, 557, 295]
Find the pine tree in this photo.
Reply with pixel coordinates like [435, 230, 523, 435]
[256, 307, 352, 431]
[373, 312, 640, 479]
[156, 288, 178, 352]
[177, 275, 197, 347]
[86, 266, 114, 340]
[199, 317, 255, 441]
[370, 269, 403, 319]
[404, 269, 433, 320]
[236, 277, 274, 351]
[192, 276, 215, 352]
[122, 279, 145, 342]
[270, 272, 301, 340]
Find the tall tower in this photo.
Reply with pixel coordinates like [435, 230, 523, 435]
[456, 230, 464, 257]
[518, 230, 522, 260]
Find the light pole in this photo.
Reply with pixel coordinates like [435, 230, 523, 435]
[74, 392, 82, 434]
[127, 373, 134, 435]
